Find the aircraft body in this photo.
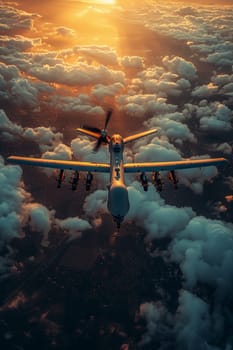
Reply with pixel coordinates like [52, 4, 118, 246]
[7, 112, 227, 228]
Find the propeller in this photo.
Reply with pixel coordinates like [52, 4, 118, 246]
[82, 109, 113, 152]
[104, 109, 112, 130]
[82, 125, 102, 134]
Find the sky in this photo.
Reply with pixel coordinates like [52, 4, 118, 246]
[0, 0, 233, 349]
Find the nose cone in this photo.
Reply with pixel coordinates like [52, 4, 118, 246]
[107, 184, 129, 221]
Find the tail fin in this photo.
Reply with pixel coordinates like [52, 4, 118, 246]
[77, 128, 100, 140]
[123, 129, 158, 144]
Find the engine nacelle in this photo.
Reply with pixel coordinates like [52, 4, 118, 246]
[140, 172, 148, 191]
[168, 170, 178, 189]
[70, 171, 79, 191]
[86, 172, 93, 191]
[56, 169, 65, 188]
[152, 171, 163, 192]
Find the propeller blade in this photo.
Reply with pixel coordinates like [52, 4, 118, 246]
[82, 125, 102, 134]
[93, 137, 103, 152]
[104, 110, 112, 130]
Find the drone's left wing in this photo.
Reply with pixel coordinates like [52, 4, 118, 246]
[124, 158, 227, 173]
[7, 156, 110, 173]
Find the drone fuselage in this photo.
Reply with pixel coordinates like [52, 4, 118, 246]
[107, 134, 129, 228]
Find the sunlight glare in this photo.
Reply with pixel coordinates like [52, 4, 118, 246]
[93, 0, 115, 4]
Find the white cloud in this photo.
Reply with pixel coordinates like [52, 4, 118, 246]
[134, 138, 181, 163]
[0, 4, 38, 32]
[178, 157, 219, 194]
[23, 126, 63, 152]
[0, 109, 64, 151]
[211, 73, 233, 87]
[83, 189, 108, 218]
[0, 62, 40, 108]
[29, 62, 125, 87]
[120, 56, 145, 70]
[71, 136, 109, 164]
[125, 3, 233, 70]
[52, 94, 105, 115]
[73, 45, 119, 66]
[170, 216, 233, 299]
[23, 203, 54, 240]
[118, 94, 177, 118]
[91, 82, 125, 101]
[147, 112, 196, 144]
[55, 26, 75, 37]
[215, 142, 232, 155]
[55, 216, 91, 238]
[162, 56, 197, 80]
[126, 182, 194, 239]
[203, 46, 233, 67]
[0, 109, 23, 140]
[191, 83, 218, 98]
[139, 302, 166, 345]
[0, 157, 29, 246]
[175, 290, 211, 350]
[184, 101, 233, 132]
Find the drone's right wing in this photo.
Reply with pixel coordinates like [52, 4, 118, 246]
[7, 156, 110, 173]
[124, 158, 227, 173]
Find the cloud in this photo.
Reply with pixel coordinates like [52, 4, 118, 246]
[126, 182, 194, 239]
[129, 135, 217, 194]
[73, 45, 119, 66]
[175, 290, 211, 350]
[0, 35, 38, 52]
[170, 216, 233, 300]
[203, 45, 233, 67]
[23, 126, 63, 152]
[178, 157, 219, 194]
[29, 62, 125, 87]
[146, 112, 196, 144]
[52, 94, 105, 115]
[91, 82, 125, 102]
[224, 176, 233, 191]
[126, 64, 193, 100]
[191, 83, 218, 99]
[0, 109, 64, 151]
[184, 100, 233, 132]
[133, 137, 182, 163]
[118, 94, 177, 118]
[23, 203, 54, 241]
[55, 26, 75, 37]
[83, 189, 108, 218]
[40, 143, 73, 176]
[0, 62, 40, 108]
[127, 2, 233, 70]
[71, 136, 109, 164]
[139, 302, 167, 345]
[120, 56, 145, 70]
[162, 56, 197, 80]
[0, 4, 38, 33]
[55, 216, 91, 239]
[174, 6, 199, 17]
[214, 142, 232, 155]
[0, 109, 23, 140]
[0, 157, 30, 247]
[0, 153, 93, 266]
